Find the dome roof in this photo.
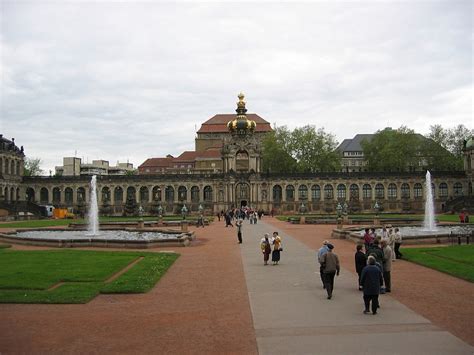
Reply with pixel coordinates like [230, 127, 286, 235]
[227, 93, 257, 136]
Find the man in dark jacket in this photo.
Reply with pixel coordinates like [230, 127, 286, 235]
[354, 244, 367, 290]
[320, 244, 340, 299]
[360, 255, 384, 315]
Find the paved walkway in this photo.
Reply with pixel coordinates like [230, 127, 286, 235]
[239, 220, 473, 354]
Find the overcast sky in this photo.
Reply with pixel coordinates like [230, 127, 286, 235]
[1, 1, 472, 174]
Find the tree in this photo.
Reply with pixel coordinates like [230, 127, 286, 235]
[362, 126, 462, 172]
[261, 125, 341, 173]
[427, 124, 473, 158]
[23, 157, 44, 176]
[289, 125, 341, 172]
[261, 126, 297, 173]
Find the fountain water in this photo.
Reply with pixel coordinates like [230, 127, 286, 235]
[87, 175, 99, 236]
[423, 170, 437, 231]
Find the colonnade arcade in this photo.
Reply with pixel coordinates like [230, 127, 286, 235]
[22, 173, 466, 215]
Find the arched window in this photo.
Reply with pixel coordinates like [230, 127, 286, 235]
[10, 160, 14, 175]
[126, 186, 136, 201]
[286, 185, 295, 201]
[0, 159, 3, 174]
[375, 184, 385, 199]
[5, 159, 9, 174]
[324, 184, 334, 199]
[4, 187, 8, 201]
[350, 184, 359, 199]
[439, 183, 448, 197]
[53, 187, 61, 204]
[40, 188, 49, 203]
[191, 186, 200, 203]
[362, 184, 372, 199]
[311, 185, 321, 200]
[273, 185, 282, 202]
[10, 187, 15, 201]
[388, 183, 397, 199]
[298, 185, 308, 200]
[337, 184, 346, 199]
[453, 182, 463, 197]
[65, 187, 74, 205]
[401, 183, 410, 198]
[26, 187, 35, 202]
[414, 183, 423, 198]
[77, 187, 86, 202]
[114, 187, 123, 204]
[178, 186, 187, 201]
[140, 186, 149, 203]
[152, 186, 161, 201]
[102, 187, 111, 202]
[431, 183, 435, 199]
[16, 161, 21, 176]
[165, 186, 174, 203]
[203, 186, 212, 201]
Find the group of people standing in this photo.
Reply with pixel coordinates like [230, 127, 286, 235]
[315, 228, 399, 314]
[363, 226, 403, 260]
[260, 232, 282, 265]
[355, 227, 400, 314]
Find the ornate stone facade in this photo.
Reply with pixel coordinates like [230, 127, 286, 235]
[2, 95, 473, 216]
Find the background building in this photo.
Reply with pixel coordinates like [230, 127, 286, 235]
[55, 157, 134, 176]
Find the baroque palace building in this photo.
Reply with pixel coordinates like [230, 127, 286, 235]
[1, 93, 474, 217]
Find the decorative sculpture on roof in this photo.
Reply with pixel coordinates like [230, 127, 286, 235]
[227, 92, 257, 136]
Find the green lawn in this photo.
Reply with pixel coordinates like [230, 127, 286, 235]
[0, 249, 179, 303]
[402, 245, 474, 282]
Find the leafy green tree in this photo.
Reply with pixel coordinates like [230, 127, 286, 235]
[261, 125, 340, 173]
[428, 124, 473, 158]
[23, 157, 44, 176]
[289, 125, 341, 172]
[362, 126, 463, 172]
[261, 126, 297, 173]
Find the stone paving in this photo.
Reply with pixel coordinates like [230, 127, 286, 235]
[239, 219, 473, 354]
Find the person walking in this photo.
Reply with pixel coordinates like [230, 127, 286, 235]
[355, 244, 367, 290]
[317, 241, 330, 288]
[363, 228, 373, 253]
[394, 227, 403, 259]
[320, 244, 340, 299]
[367, 239, 385, 293]
[360, 255, 384, 315]
[236, 218, 243, 244]
[271, 231, 282, 265]
[381, 240, 393, 292]
[260, 233, 272, 265]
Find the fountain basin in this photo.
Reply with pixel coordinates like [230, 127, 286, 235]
[333, 224, 473, 245]
[0, 229, 195, 249]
